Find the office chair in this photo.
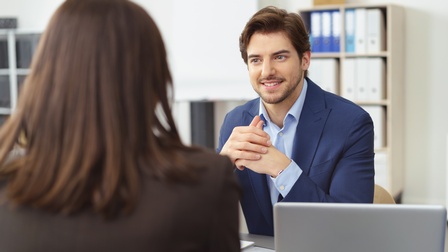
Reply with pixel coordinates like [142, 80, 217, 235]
[373, 184, 396, 204]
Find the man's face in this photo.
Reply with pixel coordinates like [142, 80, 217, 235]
[246, 32, 309, 107]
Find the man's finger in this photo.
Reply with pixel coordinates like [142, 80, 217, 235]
[249, 115, 261, 127]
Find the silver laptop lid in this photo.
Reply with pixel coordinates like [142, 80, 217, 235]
[274, 202, 446, 252]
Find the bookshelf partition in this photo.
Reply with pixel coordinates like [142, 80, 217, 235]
[300, 4, 404, 200]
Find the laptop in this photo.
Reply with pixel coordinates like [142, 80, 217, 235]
[274, 202, 447, 252]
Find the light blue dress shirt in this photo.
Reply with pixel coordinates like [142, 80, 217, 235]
[259, 80, 308, 206]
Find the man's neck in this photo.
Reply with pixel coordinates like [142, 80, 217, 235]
[263, 82, 304, 128]
[263, 102, 291, 128]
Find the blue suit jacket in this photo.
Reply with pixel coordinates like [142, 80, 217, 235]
[217, 78, 375, 236]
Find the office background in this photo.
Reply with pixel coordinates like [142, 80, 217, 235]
[1, 0, 447, 206]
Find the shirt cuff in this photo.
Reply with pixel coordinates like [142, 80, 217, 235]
[270, 160, 302, 198]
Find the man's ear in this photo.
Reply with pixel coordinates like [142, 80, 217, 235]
[301, 51, 311, 70]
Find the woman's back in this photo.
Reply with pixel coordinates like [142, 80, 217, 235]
[0, 0, 240, 251]
[0, 149, 240, 252]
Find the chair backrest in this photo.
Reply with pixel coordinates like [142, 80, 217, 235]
[373, 184, 395, 204]
[239, 203, 248, 233]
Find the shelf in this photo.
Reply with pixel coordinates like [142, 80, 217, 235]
[299, 4, 404, 198]
[0, 107, 12, 114]
[356, 100, 388, 106]
[311, 53, 341, 58]
[344, 52, 389, 58]
[0, 29, 41, 126]
[16, 69, 30, 75]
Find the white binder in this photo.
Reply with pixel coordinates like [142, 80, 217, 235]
[366, 57, 386, 101]
[367, 8, 386, 53]
[341, 58, 356, 101]
[308, 59, 338, 94]
[355, 57, 369, 101]
[354, 8, 367, 54]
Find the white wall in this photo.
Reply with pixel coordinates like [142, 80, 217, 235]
[0, 0, 257, 101]
[169, 0, 257, 101]
[0, 0, 173, 37]
[0, 0, 62, 30]
[262, 0, 448, 205]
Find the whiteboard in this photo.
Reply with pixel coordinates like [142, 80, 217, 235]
[169, 0, 258, 101]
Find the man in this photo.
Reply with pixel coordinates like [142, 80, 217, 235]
[217, 6, 375, 236]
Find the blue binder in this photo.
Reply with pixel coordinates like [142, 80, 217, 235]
[310, 11, 322, 53]
[345, 9, 355, 53]
[321, 11, 332, 52]
[330, 10, 341, 52]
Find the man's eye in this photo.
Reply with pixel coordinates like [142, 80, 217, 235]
[276, 55, 286, 60]
[250, 59, 261, 64]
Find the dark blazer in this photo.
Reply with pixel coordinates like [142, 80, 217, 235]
[217, 78, 375, 236]
[0, 150, 241, 252]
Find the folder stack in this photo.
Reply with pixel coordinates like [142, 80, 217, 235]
[308, 58, 339, 94]
[344, 8, 386, 53]
[341, 57, 385, 102]
[309, 10, 341, 53]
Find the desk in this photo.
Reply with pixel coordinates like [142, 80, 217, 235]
[240, 233, 275, 251]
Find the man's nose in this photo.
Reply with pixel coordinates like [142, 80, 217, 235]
[261, 61, 275, 78]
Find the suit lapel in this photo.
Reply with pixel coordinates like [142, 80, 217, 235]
[244, 100, 274, 226]
[291, 79, 331, 175]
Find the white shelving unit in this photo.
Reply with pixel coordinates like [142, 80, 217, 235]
[0, 29, 40, 125]
[298, 4, 404, 199]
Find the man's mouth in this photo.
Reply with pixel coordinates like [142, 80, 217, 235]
[260, 78, 284, 87]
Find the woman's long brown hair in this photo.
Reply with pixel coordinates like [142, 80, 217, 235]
[0, 0, 198, 218]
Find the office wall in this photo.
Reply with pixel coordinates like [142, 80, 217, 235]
[0, 0, 172, 36]
[0, 0, 61, 30]
[373, 0, 448, 206]
[261, 0, 448, 205]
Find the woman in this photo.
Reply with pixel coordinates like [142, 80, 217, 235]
[0, 0, 240, 251]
